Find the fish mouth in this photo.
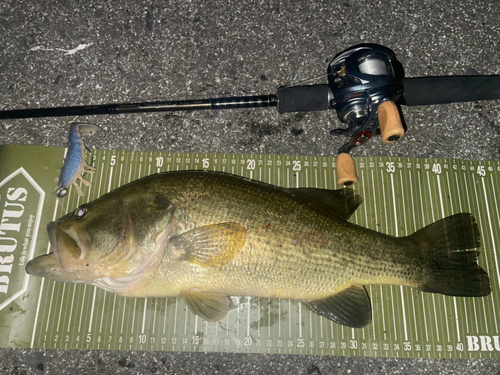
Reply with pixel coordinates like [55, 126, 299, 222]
[26, 221, 91, 280]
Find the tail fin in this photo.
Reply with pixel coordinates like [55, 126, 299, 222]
[409, 213, 491, 297]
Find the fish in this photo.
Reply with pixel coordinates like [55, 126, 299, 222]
[27, 171, 491, 328]
[55, 123, 99, 198]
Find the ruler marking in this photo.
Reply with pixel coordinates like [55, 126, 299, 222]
[109, 295, 117, 334]
[99, 292, 106, 333]
[370, 168, 385, 340]
[462, 162, 480, 333]
[142, 298, 148, 334]
[56, 283, 66, 332]
[87, 288, 97, 334]
[152, 298, 157, 336]
[131, 298, 137, 335]
[67, 285, 76, 333]
[246, 297, 251, 337]
[436, 175, 452, 343]
[471, 172, 490, 333]
[426, 171, 441, 344]
[380, 169, 394, 342]
[443, 170, 462, 343]
[298, 302, 302, 338]
[488, 175, 500, 332]
[407, 168, 419, 344]
[391, 172, 408, 342]
[452, 164, 472, 336]
[416, 172, 430, 343]
[184, 303, 189, 336]
[44, 282, 56, 332]
[483, 178, 500, 318]
[278, 300, 281, 337]
[173, 299, 178, 335]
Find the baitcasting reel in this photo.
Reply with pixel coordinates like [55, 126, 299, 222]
[278, 44, 406, 185]
[328, 44, 405, 185]
[2, 43, 500, 186]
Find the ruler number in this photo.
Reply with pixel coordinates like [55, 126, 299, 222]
[202, 158, 209, 169]
[349, 340, 358, 350]
[293, 160, 301, 171]
[432, 163, 441, 174]
[244, 337, 253, 346]
[386, 162, 395, 173]
[110, 155, 116, 166]
[404, 341, 412, 351]
[156, 157, 164, 168]
[247, 159, 255, 170]
[477, 165, 486, 177]
[296, 338, 305, 348]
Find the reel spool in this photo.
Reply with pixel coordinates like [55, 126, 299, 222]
[328, 44, 405, 186]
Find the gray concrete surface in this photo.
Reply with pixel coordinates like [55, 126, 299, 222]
[1, 0, 500, 373]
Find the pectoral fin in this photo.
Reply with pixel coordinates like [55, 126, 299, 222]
[172, 222, 247, 267]
[181, 289, 235, 322]
[302, 285, 372, 328]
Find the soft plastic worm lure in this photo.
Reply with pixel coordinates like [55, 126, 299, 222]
[56, 123, 99, 198]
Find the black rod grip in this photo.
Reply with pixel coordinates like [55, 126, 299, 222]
[277, 84, 330, 113]
[401, 76, 500, 106]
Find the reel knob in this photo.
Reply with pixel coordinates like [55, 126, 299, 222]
[336, 153, 359, 186]
[378, 101, 404, 144]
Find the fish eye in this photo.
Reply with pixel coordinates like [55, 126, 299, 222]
[75, 206, 88, 219]
[56, 187, 68, 198]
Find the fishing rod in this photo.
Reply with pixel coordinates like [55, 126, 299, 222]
[2, 44, 500, 186]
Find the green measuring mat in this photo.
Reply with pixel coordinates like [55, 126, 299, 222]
[0, 144, 499, 359]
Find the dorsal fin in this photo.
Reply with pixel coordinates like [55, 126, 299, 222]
[293, 187, 362, 221]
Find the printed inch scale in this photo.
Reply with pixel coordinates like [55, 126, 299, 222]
[0, 144, 499, 359]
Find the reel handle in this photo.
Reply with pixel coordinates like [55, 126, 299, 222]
[336, 153, 359, 186]
[378, 101, 404, 144]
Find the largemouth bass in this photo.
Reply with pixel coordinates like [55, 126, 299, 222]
[26, 171, 491, 328]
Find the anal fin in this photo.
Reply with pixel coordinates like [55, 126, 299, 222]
[181, 289, 234, 322]
[302, 285, 372, 328]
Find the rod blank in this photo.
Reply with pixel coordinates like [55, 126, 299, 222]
[0, 95, 278, 120]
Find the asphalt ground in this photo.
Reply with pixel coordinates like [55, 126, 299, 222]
[1, 0, 500, 373]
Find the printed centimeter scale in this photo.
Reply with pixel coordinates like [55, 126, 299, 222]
[103, 151, 498, 179]
[37, 293, 482, 358]
[32, 150, 498, 359]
